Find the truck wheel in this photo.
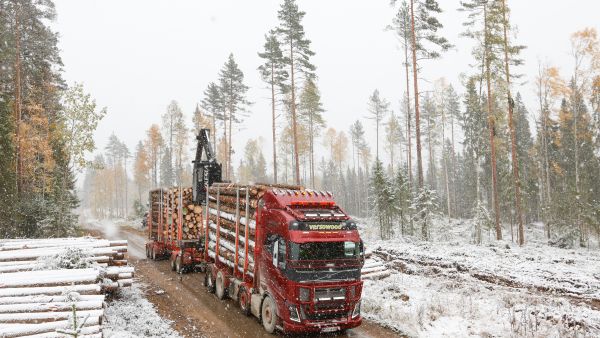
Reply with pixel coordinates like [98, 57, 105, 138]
[175, 255, 183, 274]
[261, 295, 277, 334]
[215, 271, 227, 300]
[204, 269, 215, 293]
[170, 256, 176, 271]
[238, 287, 251, 316]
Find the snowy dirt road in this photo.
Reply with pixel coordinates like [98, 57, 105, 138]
[83, 220, 401, 338]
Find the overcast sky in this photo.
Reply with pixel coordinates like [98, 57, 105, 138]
[52, 0, 600, 175]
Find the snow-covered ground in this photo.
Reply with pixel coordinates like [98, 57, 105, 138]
[359, 219, 600, 337]
[104, 283, 182, 338]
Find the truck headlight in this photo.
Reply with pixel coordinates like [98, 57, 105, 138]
[299, 287, 310, 302]
[289, 305, 301, 323]
[352, 300, 361, 318]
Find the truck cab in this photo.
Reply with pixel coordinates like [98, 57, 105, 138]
[254, 189, 364, 333]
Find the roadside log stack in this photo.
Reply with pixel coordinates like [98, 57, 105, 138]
[0, 237, 133, 338]
[206, 183, 304, 275]
[361, 249, 390, 280]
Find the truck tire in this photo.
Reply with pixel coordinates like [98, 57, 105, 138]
[261, 295, 277, 334]
[175, 255, 183, 274]
[215, 271, 227, 300]
[204, 269, 215, 293]
[238, 286, 251, 316]
[170, 256, 176, 271]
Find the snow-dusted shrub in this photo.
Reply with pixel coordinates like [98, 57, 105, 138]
[104, 284, 181, 338]
[34, 247, 95, 270]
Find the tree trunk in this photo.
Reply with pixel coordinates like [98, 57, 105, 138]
[404, 33, 413, 191]
[427, 113, 434, 187]
[501, 0, 524, 245]
[13, 5, 22, 194]
[484, 4, 502, 240]
[442, 107, 451, 217]
[271, 66, 278, 184]
[124, 158, 128, 218]
[290, 42, 300, 185]
[309, 113, 314, 187]
[409, 0, 424, 188]
[228, 79, 234, 181]
[211, 115, 216, 151]
[376, 118, 379, 161]
[537, 66, 552, 239]
[390, 137, 395, 173]
[451, 111, 457, 215]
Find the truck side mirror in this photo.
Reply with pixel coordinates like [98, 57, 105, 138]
[272, 240, 279, 267]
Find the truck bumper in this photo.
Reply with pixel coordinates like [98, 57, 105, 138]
[282, 316, 362, 333]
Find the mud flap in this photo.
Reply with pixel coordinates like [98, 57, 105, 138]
[250, 293, 262, 318]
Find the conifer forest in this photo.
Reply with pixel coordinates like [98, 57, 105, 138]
[1, 0, 600, 337]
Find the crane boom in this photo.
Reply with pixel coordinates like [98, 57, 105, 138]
[192, 129, 222, 205]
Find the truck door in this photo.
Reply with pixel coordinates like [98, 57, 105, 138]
[261, 233, 286, 305]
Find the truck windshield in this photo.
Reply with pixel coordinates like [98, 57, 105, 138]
[289, 241, 360, 261]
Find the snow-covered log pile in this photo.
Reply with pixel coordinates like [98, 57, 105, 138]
[361, 249, 390, 280]
[0, 237, 133, 337]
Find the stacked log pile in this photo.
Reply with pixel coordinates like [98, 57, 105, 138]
[157, 187, 203, 241]
[0, 237, 133, 337]
[362, 249, 390, 280]
[206, 183, 303, 275]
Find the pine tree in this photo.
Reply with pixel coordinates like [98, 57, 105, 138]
[367, 90, 390, 161]
[370, 160, 392, 239]
[349, 120, 367, 172]
[460, 0, 506, 239]
[385, 111, 403, 173]
[461, 77, 487, 212]
[201, 82, 224, 147]
[410, 187, 439, 241]
[388, 1, 413, 186]
[298, 78, 325, 187]
[499, 0, 527, 245]
[446, 84, 461, 214]
[393, 168, 411, 235]
[400, 0, 452, 188]
[421, 93, 438, 189]
[219, 53, 250, 180]
[258, 30, 289, 183]
[276, 0, 316, 185]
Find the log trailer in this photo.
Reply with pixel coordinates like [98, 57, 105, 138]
[146, 129, 365, 334]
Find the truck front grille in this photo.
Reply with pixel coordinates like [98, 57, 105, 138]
[304, 310, 347, 321]
[315, 301, 346, 311]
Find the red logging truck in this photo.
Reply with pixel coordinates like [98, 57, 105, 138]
[146, 129, 365, 334]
